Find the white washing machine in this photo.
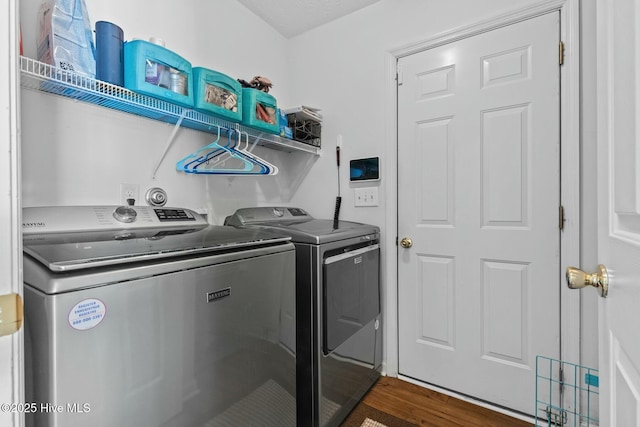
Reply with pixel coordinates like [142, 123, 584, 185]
[23, 205, 297, 427]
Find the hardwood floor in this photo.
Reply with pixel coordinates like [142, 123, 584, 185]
[351, 376, 533, 427]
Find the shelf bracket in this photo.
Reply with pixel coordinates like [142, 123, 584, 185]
[152, 110, 188, 179]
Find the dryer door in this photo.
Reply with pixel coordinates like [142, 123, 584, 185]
[322, 244, 380, 354]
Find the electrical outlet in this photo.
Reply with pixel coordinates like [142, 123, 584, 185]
[119, 183, 139, 205]
[354, 187, 379, 207]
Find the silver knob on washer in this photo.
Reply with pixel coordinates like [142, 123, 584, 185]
[113, 206, 137, 223]
[145, 187, 168, 207]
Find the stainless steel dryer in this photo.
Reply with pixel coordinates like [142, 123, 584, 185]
[225, 207, 382, 427]
[23, 205, 297, 427]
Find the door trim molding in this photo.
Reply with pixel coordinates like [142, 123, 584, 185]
[384, 0, 581, 408]
[390, 0, 572, 59]
[0, 0, 23, 426]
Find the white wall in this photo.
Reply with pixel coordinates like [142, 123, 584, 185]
[19, 0, 302, 223]
[286, 0, 546, 223]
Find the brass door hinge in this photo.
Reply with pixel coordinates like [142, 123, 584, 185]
[0, 293, 23, 337]
[559, 41, 565, 66]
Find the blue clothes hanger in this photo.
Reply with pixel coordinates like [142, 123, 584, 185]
[190, 128, 266, 174]
[177, 127, 275, 175]
[176, 125, 223, 172]
[199, 129, 274, 174]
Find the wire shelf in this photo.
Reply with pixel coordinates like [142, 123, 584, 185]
[19, 56, 320, 155]
[536, 356, 599, 427]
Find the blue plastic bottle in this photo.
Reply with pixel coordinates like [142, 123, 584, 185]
[95, 21, 124, 86]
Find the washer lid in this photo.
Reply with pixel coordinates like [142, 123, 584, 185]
[23, 225, 291, 272]
[225, 208, 379, 244]
[262, 219, 379, 244]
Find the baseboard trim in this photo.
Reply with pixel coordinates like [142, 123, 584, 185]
[396, 374, 537, 425]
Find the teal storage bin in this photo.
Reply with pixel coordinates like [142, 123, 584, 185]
[193, 67, 242, 122]
[124, 40, 194, 108]
[241, 88, 279, 134]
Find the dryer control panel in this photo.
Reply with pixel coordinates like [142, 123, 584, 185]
[225, 207, 312, 226]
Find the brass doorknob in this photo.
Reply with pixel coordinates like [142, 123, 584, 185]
[400, 237, 413, 249]
[566, 265, 608, 298]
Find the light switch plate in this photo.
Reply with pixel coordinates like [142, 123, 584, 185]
[354, 187, 379, 206]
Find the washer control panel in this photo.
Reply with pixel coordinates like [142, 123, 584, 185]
[23, 206, 207, 234]
[154, 208, 196, 222]
[113, 206, 138, 223]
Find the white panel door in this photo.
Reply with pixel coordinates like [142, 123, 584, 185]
[596, 0, 640, 424]
[398, 12, 560, 415]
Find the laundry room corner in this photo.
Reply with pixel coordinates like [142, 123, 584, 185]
[18, 0, 305, 224]
[4, 0, 608, 424]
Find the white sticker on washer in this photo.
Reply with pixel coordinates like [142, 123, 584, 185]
[68, 299, 106, 330]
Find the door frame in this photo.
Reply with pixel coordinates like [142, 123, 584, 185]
[0, 0, 23, 426]
[383, 0, 581, 415]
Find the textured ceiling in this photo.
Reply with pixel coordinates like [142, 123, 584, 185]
[236, 0, 381, 38]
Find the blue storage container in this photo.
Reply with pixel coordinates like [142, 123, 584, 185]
[193, 67, 242, 122]
[241, 88, 279, 134]
[124, 40, 194, 108]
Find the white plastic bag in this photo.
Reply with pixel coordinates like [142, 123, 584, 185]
[37, 0, 96, 78]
